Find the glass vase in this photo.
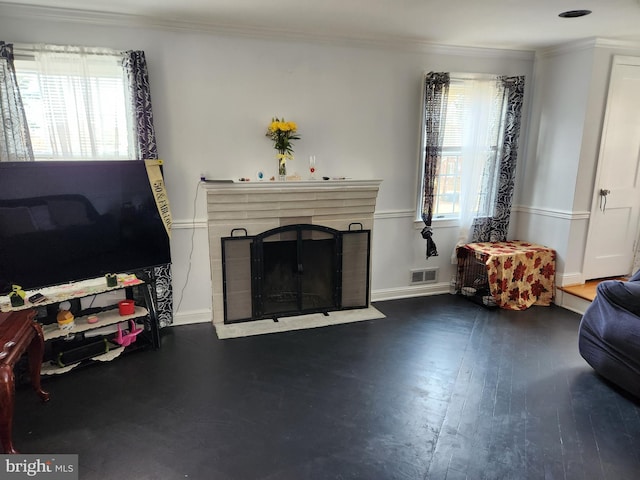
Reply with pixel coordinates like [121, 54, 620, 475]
[278, 156, 287, 181]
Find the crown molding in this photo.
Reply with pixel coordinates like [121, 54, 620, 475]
[0, 2, 135, 28]
[537, 37, 640, 58]
[593, 37, 640, 50]
[536, 38, 599, 58]
[0, 2, 534, 59]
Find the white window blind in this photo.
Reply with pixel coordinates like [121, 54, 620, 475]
[442, 81, 466, 148]
[433, 81, 466, 217]
[14, 47, 134, 160]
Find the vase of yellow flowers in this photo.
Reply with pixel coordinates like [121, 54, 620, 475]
[266, 117, 300, 180]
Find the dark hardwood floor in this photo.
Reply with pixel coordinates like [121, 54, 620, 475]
[13, 295, 640, 479]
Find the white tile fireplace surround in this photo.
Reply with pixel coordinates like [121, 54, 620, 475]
[202, 179, 383, 338]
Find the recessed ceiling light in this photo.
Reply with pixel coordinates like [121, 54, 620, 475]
[558, 9, 592, 18]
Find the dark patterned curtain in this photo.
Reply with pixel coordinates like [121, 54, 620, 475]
[122, 50, 158, 160]
[420, 72, 450, 258]
[122, 50, 173, 327]
[470, 76, 525, 242]
[0, 42, 33, 162]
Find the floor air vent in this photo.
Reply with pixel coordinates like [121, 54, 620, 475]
[410, 268, 438, 285]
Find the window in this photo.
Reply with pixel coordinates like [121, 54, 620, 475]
[419, 76, 504, 219]
[433, 80, 464, 217]
[13, 47, 134, 160]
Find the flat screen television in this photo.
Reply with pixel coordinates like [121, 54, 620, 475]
[0, 160, 171, 294]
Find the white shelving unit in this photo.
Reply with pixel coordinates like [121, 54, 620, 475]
[1, 275, 160, 376]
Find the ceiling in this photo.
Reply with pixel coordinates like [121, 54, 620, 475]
[2, 0, 640, 51]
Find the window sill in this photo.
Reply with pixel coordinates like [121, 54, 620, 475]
[413, 218, 460, 230]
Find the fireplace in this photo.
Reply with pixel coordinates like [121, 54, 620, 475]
[222, 223, 370, 323]
[203, 179, 382, 330]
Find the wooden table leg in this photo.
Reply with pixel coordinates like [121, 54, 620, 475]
[0, 311, 50, 453]
[0, 364, 18, 454]
[27, 322, 50, 403]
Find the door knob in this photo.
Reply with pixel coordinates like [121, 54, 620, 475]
[599, 188, 611, 212]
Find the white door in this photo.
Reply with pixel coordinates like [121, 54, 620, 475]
[583, 56, 640, 280]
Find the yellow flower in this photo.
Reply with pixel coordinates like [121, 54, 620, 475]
[266, 116, 301, 156]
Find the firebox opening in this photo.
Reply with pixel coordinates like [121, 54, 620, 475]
[261, 237, 337, 316]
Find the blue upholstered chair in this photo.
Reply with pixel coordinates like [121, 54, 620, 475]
[578, 269, 640, 398]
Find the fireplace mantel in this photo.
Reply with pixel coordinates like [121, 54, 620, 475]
[201, 178, 382, 193]
[202, 179, 382, 326]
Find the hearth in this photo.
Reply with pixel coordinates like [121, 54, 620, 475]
[222, 223, 370, 323]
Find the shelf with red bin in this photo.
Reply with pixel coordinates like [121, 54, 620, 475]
[41, 306, 148, 342]
[0, 273, 160, 376]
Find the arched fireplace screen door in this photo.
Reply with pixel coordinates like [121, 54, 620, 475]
[221, 223, 370, 324]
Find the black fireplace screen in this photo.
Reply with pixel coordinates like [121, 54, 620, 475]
[221, 224, 370, 324]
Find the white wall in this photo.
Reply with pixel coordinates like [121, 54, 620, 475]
[515, 40, 640, 287]
[0, 6, 534, 323]
[514, 44, 595, 285]
[519, 47, 594, 213]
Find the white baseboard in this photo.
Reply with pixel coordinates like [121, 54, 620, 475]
[171, 283, 588, 325]
[171, 309, 212, 326]
[554, 289, 590, 315]
[557, 272, 584, 287]
[371, 282, 450, 302]
[171, 285, 452, 327]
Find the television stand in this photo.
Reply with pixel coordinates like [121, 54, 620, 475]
[0, 273, 161, 376]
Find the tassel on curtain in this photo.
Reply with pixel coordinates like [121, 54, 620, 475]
[420, 72, 450, 258]
[470, 76, 525, 243]
[122, 50, 173, 328]
[0, 42, 34, 162]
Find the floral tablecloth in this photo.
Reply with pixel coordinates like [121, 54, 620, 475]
[462, 241, 556, 310]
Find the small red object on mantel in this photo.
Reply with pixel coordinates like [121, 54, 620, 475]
[118, 300, 135, 316]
